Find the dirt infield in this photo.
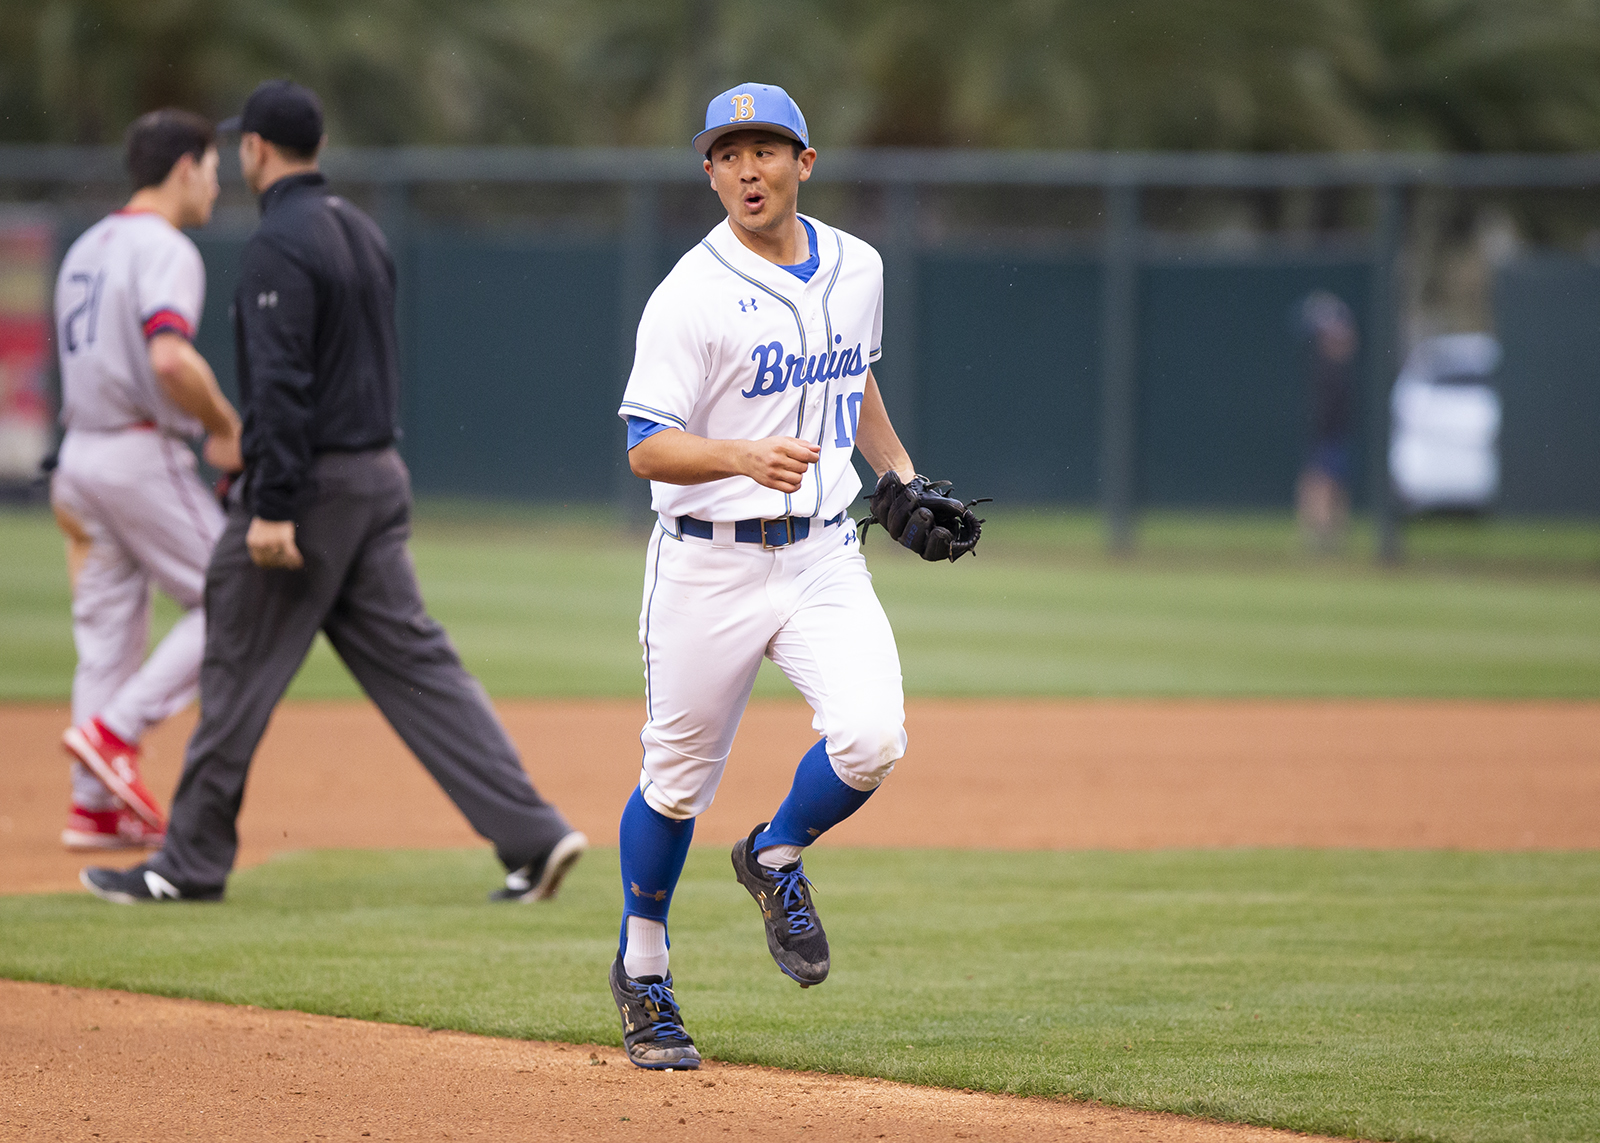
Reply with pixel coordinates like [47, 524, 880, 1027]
[4, 698, 1598, 1141]
[5, 698, 1598, 893]
[3, 979, 1355, 1143]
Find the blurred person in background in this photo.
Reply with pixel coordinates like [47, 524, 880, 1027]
[49, 109, 242, 853]
[1294, 291, 1358, 553]
[1389, 333, 1502, 514]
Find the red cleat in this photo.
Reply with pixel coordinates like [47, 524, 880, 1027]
[62, 719, 167, 832]
[60, 804, 165, 851]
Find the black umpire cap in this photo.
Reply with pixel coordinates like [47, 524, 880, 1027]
[219, 80, 324, 153]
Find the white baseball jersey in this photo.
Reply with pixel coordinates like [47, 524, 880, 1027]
[55, 210, 206, 437]
[619, 214, 883, 522]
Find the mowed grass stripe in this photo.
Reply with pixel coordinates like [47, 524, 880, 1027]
[2, 848, 1596, 1143]
[1, 505, 1596, 700]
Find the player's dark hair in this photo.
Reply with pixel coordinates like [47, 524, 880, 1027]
[125, 109, 216, 190]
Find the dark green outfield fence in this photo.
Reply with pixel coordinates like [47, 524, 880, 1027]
[193, 235, 1375, 507]
[406, 236, 624, 501]
[12, 146, 1598, 542]
[1493, 255, 1600, 516]
[191, 230, 1595, 516]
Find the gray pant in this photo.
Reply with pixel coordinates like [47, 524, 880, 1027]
[149, 448, 572, 891]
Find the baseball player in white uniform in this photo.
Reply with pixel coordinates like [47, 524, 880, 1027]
[51, 109, 242, 851]
[607, 83, 919, 1070]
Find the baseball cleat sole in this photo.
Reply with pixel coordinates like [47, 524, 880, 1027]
[80, 866, 151, 905]
[731, 824, 830, 987]
[61, 828, 161, 851]
[492, 830, 589, 902]
[79, 865, 223, 904]
[63, 724, 166, 831]
[609, 955, 701, 1070]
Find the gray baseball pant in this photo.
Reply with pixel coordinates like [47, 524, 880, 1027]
[52, 429, 224, 810]
[148, 447, 572, 892]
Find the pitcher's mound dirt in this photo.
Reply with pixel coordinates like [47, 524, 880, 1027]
[2, 980, 1353, 1143]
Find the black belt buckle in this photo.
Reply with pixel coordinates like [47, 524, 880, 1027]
[760, 517, 795, 550]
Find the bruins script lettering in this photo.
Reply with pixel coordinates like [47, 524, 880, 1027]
[743, 339, 869, 398]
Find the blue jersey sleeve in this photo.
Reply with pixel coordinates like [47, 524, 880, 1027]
[626, 414, 671, 450]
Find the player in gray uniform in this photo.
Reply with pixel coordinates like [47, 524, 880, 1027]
[51, 109, 242, 851]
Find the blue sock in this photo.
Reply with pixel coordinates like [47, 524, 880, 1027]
[755, 738, 875, 853]
[617, 786, 694, 955]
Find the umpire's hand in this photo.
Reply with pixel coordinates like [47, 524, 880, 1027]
[247, 518, 305, 570]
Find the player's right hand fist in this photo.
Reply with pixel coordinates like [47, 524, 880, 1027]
[741, 436, 820, 493]
[247, 517, 304, 570]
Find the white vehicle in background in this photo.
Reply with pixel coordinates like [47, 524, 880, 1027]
[1389, 333, 1503, 511]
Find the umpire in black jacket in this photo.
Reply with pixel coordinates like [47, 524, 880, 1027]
[83, 80, 586, 904]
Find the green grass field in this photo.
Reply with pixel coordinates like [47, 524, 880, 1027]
[3, 848, 1597, 1143]
[2, 503, 1596, 700]
[5, 501, 1598, 1141]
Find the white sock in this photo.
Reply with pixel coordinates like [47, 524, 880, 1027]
[623, 916, 669, 980]
[757, 843, 804, 870]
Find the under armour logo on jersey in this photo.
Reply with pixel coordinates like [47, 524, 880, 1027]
[257, 290, 279, 309]
[630, 881, 668, 902]
[730, 93, 756, 122]
[738, 297, 758, 312]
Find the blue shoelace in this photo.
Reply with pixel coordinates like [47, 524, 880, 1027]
[642, 981, 691, 1041]
[772, 866, 818, 935]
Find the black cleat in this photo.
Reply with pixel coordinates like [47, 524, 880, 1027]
[489, 830, 588, 902]
[731, 822, 829, 987]
[80, 863, 223, 904]
[608, 955, 701, 1070]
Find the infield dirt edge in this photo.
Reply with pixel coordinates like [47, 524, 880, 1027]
[3, 979, 1367, 1143]
[7, 696, 1597, 1141]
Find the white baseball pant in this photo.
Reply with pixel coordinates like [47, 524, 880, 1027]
[636, 515, 907, 820]
[50, 428, 224, 810]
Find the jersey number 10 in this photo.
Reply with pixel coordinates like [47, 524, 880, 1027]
[833, 393, 864, 448]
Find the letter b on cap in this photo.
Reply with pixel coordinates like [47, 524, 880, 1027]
[730, 93, 755, 122]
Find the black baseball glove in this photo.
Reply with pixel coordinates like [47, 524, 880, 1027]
[857, 472, 989, 562]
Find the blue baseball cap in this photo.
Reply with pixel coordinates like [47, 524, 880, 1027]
[693, 83, 810, 155]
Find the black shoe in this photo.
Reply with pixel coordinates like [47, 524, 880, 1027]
[80, 863, 223, 904]
[489, 830, 588, 902]
[731, 822, 829, 987]
[608, 955, 701, 1070]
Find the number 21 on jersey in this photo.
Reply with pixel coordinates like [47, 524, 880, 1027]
[62, 270, 106, 354]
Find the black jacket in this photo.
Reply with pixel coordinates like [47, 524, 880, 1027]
[233, 172, 401, 521]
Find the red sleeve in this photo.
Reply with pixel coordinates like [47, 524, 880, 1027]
[142, 309, 193, 340]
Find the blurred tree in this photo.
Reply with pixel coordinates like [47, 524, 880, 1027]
[823, 0, 1380, 149]
[1348, 0, 1600, 151]
[1, 0, 1597, 150]
[0, 0, 572, 144]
